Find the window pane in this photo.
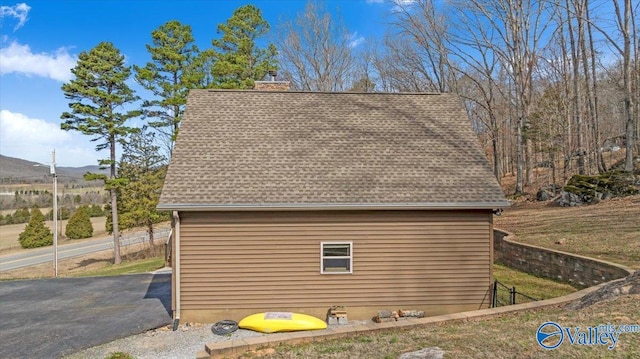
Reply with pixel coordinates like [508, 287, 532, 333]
[323, 244, 350, 257]
[323, 258, 350, 272]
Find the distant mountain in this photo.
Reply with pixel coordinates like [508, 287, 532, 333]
[0, 155, 108, 184]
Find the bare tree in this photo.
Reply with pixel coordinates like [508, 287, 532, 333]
[449, 8, 508, 182]
[614, 0, 637, 172]
[459, 0, 553, 194]
[584, 2, 606, 173]
[277, 1, 354, 91]
[390, 0, 457, 93]
[579, 0, 637, 172]
[565, 0, 587, 174]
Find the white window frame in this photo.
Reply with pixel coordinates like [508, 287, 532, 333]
[320, 241, 353, 274]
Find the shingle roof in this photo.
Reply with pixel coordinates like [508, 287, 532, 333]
[158, 90, 509, 210]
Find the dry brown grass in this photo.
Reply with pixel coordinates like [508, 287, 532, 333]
[0, 217, 107, 252]
[495, 195, 640, 269]
[258, 295, 640, 358]
[0, 242, 164, 280]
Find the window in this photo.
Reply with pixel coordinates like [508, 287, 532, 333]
[321, 242, 352, 274]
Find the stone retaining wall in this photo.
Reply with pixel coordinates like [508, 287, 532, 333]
[494, 229, 633, 288]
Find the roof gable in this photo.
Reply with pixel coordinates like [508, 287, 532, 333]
[158, 90, 508, 210]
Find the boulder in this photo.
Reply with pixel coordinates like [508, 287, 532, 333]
[555, 171, 639, 206]
[399, 347, 445, 359]
[557, 190, 585, 207]
[536, 188, 552, 201]
[569, 271, 640, 310]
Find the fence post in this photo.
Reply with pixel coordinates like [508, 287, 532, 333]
[511, 286, 516, 305]
[492, 280, 498, 308]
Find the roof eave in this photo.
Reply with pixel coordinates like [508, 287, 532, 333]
[157, 201, 511, 212]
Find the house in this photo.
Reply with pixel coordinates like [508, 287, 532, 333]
[158, 85, 509, 324]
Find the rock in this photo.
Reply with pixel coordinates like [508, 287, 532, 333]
[399, 347, 445, 359]
[536, 189, 552, 201]
[561, 171, 640, 206]
[569, 271, 640, 310]
[556, 190, 585, 207]
[555, 238, 567, 245]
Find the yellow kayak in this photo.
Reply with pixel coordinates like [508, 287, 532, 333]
[238, 312, 327, 333]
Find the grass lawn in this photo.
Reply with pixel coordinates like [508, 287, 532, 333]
[493, 263, 577, 303]
[70, 256, 165, 277]
[256, 294, 640, 358]
[494, 195, 640, 269]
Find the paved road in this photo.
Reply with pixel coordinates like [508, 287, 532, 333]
[0, 229, 170, 272]
[0, 272, 172, 359]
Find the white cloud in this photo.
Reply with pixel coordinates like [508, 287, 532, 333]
[0, 109, 99, 167]
[0, 2, 30, 30]
[0, 41, 76, 82]
[348, 32, 365, 48]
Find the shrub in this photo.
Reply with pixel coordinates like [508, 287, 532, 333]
[58, 206, 72, 220]
[65, 206, 93, 239]
[18, 207, 53, 248]
[12, 207, 31, 224]
[88, 204, 105, 217]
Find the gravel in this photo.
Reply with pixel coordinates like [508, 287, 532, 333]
[64, 319, 371, 359]
[64, 322, 265, 359]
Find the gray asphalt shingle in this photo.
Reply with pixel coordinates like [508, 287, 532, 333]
[158, 90, 508, 209]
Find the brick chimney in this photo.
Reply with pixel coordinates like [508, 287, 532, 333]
[254, 70, 290, 91]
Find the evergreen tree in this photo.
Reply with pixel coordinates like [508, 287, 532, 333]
[88, 204, 105, 217]
[209, 5, 278, 89]
[113, 127, 170, 246]
[12, 207, 30, 224]
[65, 206, 93, 239]
[18, 206, 53, 249]
[61, 41, 140, 264]
[134, 20, 203, 153]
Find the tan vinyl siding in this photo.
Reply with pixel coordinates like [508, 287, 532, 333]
[178, 210, 492, 321]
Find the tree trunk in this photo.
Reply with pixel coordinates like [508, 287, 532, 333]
[575, 0, 602, 174]
[566, 0, 585, 175]
[585, 3, 606, 173]
[110, 188, 121, 264]
[492, 128, 500, 183]
[621, 0, 634, 172]
[148, 222, 155, 247]
[525, 137, 533, 187]
[110, 136, 121, 265]
[516, 115, 524, 195]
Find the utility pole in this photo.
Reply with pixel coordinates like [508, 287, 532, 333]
[51, 150, 58, 277]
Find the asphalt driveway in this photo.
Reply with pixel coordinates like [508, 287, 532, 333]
[0, 272, 172, 359]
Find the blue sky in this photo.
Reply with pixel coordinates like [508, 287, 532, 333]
[0, 0, 399, 167]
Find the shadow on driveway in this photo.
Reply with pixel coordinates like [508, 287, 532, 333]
[0, 273, 172, 359]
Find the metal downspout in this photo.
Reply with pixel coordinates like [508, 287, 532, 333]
[172, 211, 181, 330]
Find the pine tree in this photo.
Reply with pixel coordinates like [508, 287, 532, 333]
[65, 206, 93, 239]
[18, 207, 53, 249]
[209, 5, 278, 89]
[134, 20, 202, 153]
[12, 207, 30, 224]
[61, 42, 140, 264]
[116, 127, 170, 246]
